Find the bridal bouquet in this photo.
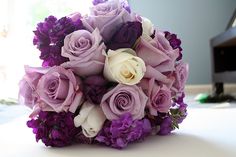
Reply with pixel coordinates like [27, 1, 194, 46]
[19, 0, 188, 149]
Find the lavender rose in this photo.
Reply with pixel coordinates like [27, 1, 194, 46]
[171, 61, 189, 96]
[82, 0, 132, 41]
[19, 66, 49, 109]
[61, 28, 106, 76]
[36, 66, 83, 113]
[101, 84, 148, 120]
[139, 78, 172, 116]
[136, 29, 179, 75]
[106, 21, 142, 50]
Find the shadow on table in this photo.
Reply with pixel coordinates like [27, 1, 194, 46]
[41, 133, 235, 157]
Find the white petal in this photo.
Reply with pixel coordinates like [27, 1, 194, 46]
[81, 106, 106, 138]
[73, 102, 95, 127]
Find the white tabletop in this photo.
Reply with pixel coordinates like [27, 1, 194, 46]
[0, 105, 236, 157]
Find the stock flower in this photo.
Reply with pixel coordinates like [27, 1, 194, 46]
[158, 116, 173, 135]
[104, 48, 146, 85]
[27, 111, 80, 147]
[101, 84, 148, 120]
[96, 113, 151, 149]
[164, 31, 183, 61]
[74, 101, 106, 138]
[61, 28, 106, 76]
[33, 16, 83, 67]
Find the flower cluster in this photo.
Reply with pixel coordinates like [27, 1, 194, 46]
[19, 0, 189, 149]
[26, 111, 80, 147]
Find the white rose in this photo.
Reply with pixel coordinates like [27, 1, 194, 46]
[104, 48, 146, 85]
[141, 17, 154, 40]
[74, 101, 106, 138]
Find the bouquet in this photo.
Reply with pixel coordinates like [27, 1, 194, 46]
[19, 0, 188, 149]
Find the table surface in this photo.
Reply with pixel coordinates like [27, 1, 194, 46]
[0, 104, 236, 157]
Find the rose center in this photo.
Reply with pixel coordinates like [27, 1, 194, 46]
[154, 93, 165, 107]
[120, 64, 135, 80]
[115, 92, 132, 111]
[47, 79, 59, 99]
[76, 37, 91, 49]
[46, 77, 69, 100]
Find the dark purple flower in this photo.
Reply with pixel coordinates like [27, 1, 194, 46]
[49, 17, 83, 45]
[164, 31, 183, 61]
[147, 112, 173, 135]
[84, 75, 109, 105]
[158, 116, 173, 135]
[106, 21, 142, 50]
[27, 111, 80, 147]
[33, 16, 83, 67]
[95, 113, 151, 149]
[41, 44, 69, 67]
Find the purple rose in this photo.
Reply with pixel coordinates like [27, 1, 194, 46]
[171, 61, 189, 96]
[18, 66, 49, 109]
[139, 78, 172, 116]
[107, 21, 142, 50]
[36, 66, 83, 113]
[61, 28, 106, 76]
[101, 84, 148, 120]
[143, 65, 175, 89]
[136, 30, 179, 74]
[84, 75, 108, 104]
[82, 0, 132, 41]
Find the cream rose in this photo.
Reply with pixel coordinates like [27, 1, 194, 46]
[141, 17, 154, 40]
[104, 48, 146, 85]
[74, 101, 106, 138]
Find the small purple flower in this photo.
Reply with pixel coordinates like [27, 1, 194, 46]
[95, 113, 151, 149]
[49, 17, 83, 45]
[83, 75, 109, 105]
[158, 116, 173, 135]
[164, 31, 183, 61]
[174, 93, 185, 104]
[170, 102, 188, 124]
[27, 111, 80, 147]
[107, 21, 142, 50]
[40, 44, 69, 67]
[33, 16, 83, 67]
